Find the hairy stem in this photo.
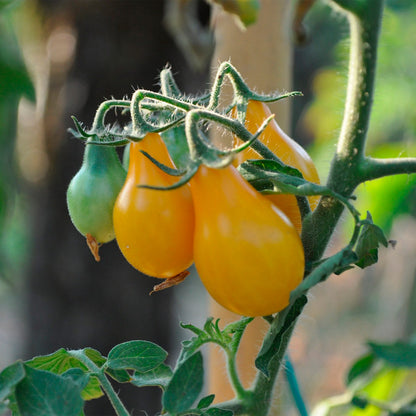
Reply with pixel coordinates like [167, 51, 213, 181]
[69, 350, 130, 416]
[360, 156, 416, 181]
[226, 350, 248, 400]
[302, 0, 384, 263]
[92, 100, 130, 130]
[251, 323, 298, 416]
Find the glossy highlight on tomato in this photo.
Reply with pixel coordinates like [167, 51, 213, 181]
[113, 133, 194, 279]
[234, 100, 320, 233]
[190, 164, 304, 317]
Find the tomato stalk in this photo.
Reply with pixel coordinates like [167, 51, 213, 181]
[91, 99, 131, 131]
[208, 61, 301, 114]
[68, 350, 130, 416]
[301, 0, 385, 263]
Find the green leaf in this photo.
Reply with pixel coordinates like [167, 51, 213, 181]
[348, 366, 407, 416]
[61, 369, 89, 392]
[255, 296, 307, 377]
[291, 248, 358, 303]
[6, 393, 20, 416]
[82, 348, 130, 383]
[245, 158, 304, 178]
[131, 364, 172, 389]
[0, 361, 25, 401]
[347, 353, 376, 386]
[368, 341, 416, 367]
[14, 365, 84, 416]
[107, 340, 167, 373]
[197, 394, 215, 409]
[61, 369, 102, 401]
[26, 348, 106, 401]
[203, 408, 234, 416]
[163, 352, 204, 414]
[179, 316, 253, 366]
[0, 20, 35, 102]
[354, 212, 389, 269]
[222, 317, 254, 336]
[239, 159, 331, 198]
[26, 349, 85, 374]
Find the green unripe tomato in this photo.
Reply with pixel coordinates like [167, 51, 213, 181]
[67, 141, 126, 250]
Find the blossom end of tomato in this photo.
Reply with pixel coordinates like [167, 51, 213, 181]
[149, 270, 190, 295]
[86, 233, 101, 262]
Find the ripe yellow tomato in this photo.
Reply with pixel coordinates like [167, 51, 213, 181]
[190, 164, 304, 317]
[113, 133, 194, 278]
[233, 100, 320, 233]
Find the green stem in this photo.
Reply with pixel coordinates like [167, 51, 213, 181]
[130, 89, 193, 134]
[208, 62, 251, 110]
[92, 100, 131, 130]
[302, 0, 384, 263]
[68, 350, 130, 416]
[226, 350, 248, 400]
[185, 108, 281, 162]
[250, 322, 299, 416]
[360, 156, 416, 181]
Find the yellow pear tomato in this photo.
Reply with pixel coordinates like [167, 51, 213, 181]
[113, 133, 195, 278]
[190, 164, 304, 316]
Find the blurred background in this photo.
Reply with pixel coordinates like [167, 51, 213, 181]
[0, 0, 415, 415]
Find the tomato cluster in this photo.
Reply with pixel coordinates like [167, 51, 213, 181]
[67, 102, 319, 317]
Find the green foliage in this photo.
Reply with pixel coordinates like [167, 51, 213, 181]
[0, 4, 34, 282]
[25, 348, 103, 401]
[354, 212, 389, 269]
[2, 0, 416, 414]
[255, 296, 307, 377]
[107, 340, 167, 373]
[368, 341, 416, 368]
[0, 361, 25, 401]
[0, 326, 242, 416]
[163, 352, 204, 414]
[15, 365, 85, 416]
[130, 364, 172, 389]
[347, 354, 376, 386]
[314, 339, 416, 416]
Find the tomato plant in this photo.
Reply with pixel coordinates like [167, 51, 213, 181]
[113, 132, 194, 279]
[2, 1, 416, 416]
[190, 164, 304, 317]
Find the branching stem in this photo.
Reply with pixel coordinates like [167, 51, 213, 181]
[301, 0, 385, 263]
[69, 350, 131, 416]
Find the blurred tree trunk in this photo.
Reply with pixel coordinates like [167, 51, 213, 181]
[23, 1, 207, 414]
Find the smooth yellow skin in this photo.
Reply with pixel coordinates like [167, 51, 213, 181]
[234, 100, 320, 233]
[190, 164, 304, 317]
[113, 133, 195, 278]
